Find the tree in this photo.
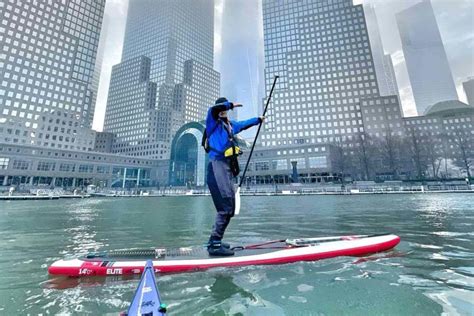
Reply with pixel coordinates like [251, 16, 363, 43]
[377, 128, 404, 179]
[405, 128, 428, 180]
[354, 132, 376, 180]
[423, 132, 442, 178]
[451, 128, 473, 179]
[331, 135, 353, 183]
[438, 133, 452, 179]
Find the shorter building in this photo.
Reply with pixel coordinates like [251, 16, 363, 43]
[0, 143, 169, 189]
[168, 121, 337, 187]
[94, 131, 114, 153]
[362, 99, 473, 179]
[239, 143, 337, 185]
[404, 100, 474, 159]
[404, 100, 473, 136]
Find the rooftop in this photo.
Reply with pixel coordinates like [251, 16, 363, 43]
[424, 100, 474, 116]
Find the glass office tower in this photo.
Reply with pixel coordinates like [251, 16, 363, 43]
[0, 0, 106, 151]
[396, 0, 458, 115]
[364, 4, 399, 98]
[261, 0, 380, 147]
[104, 0, 219, 159]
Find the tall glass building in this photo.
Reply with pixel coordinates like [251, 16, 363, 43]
[0, 0, 106, 151]
[364, 4, 399, 98]
[104, 0, 219, 159]
[396, 0, 458, 115]
[260, 0, 382, 148]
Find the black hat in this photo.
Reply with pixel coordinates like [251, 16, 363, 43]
[215, 97, 228, 105]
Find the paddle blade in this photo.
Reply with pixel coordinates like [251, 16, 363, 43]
[234, 187, 241, 215]
[127, 260, 166, 315]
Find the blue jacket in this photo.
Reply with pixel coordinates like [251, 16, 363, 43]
[206, 101, 261, 161]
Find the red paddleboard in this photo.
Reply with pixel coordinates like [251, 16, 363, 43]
[48, 234, 400, 277]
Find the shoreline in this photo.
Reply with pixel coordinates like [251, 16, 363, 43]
[1, 189, 473, 200]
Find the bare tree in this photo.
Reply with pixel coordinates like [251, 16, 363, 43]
[354, 132, 376, 180]
[405, 128, 428, 180]
[424, 132, 442, 178]
[451, 129, 473, 179]
[331, 135, 352, 184]
[378, 128, 404, 179]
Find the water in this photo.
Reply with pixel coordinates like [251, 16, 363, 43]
[0, 194, 473, 315]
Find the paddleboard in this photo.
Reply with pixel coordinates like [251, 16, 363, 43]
[48, 234, 400, 277]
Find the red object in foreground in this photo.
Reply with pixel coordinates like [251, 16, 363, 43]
[48, 234, 400, 277]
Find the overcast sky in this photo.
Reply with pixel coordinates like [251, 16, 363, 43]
[92, 0, 474, 131]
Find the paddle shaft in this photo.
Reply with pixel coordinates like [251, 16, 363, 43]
[239, 75, 279, 187]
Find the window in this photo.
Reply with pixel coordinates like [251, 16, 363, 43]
[78, 164, 93, 173]
[12, 160, 29, 170]
[0, 157, 9, 170]
[97, 166, 109, 174]
[37, 161, 55, 171]
[59, 163, 75, 172]
[291, 157, 306, 168]
[273, 159, 287, 170]
[255, 161, 270, 171]
[309, 156, 327, 168]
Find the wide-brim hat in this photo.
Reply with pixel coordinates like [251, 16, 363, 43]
[215, 97, 228, 105]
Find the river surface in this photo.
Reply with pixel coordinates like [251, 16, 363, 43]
[0, 194, 473, 315]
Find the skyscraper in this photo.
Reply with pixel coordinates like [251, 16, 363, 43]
[104, 0, 219, 159]
[261, 0, 381, 148]
[396, 0, 458, 115]
[0, 0, 106, 150]
[364, 4, 399, 97]
[463, 77, 474, 106]
[90, 17, 109, 129]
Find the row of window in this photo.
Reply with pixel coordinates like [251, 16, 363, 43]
[248, 155, 328, 171]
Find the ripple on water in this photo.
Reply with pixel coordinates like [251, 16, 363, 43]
[409, 242, 443, 250]
[297, 284, 314, 292]
[432, 231, 474, 237]
[2, 194, 473, 315]
[431, 269, 474, 291]
[426, 290, 474, 316]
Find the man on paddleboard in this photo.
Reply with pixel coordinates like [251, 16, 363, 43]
[205, 97, 264, 256]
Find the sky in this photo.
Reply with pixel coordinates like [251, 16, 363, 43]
[92, 0, 474, 131]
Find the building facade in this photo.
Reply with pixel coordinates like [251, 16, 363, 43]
[403, 101, 474, 155]
[463, 77, 474, 106]
[168, 121, 337, 187]
[396, 0, 458, 115]
[261, 0, 390, 147]
[103, 56, 169, 159]
[104, 0, 219, 159]
[94, 131, 114, 153]
[0, 0, 106, 151]
[0, 143, 169, 189]
[364, 4, 399, 97]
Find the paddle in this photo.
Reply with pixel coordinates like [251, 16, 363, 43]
[235, 75, 279, 215]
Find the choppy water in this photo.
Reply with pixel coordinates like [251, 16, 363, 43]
[0, 194, 473, 315]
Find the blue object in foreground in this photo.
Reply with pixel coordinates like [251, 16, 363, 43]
[126, 260, 167, 316]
